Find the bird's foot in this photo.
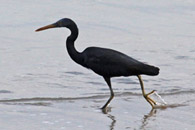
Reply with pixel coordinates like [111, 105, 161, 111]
[144, 90, 157, 108]
[101, 106, 107, 110]
[101, 107, 111, 114]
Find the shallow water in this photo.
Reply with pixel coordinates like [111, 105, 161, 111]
[0, 0, 195, 130]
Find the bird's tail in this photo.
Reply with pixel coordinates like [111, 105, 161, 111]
[141, 64, 160, 76]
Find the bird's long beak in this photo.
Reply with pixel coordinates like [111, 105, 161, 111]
[35, 24, 56, 32]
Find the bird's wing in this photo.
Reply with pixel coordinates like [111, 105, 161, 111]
[82, 47, 143, 77]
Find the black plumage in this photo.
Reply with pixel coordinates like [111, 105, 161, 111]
[82, 47, 159, 77]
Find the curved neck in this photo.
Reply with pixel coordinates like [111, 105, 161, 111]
[66, 25, 83, 65]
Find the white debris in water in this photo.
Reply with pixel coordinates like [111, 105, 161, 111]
[151, 91, 167, 105]
[154, 91, 167, 105]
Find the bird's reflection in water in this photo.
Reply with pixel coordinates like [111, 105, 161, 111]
[108, 114, 116, 130]
[101, 107, 116, 130]
[100, 101, 186, 130]
[101, 107, 159, 130]
[140, 109, 157, 130]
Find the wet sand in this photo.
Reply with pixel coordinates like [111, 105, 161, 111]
[0, 92, 194, 130]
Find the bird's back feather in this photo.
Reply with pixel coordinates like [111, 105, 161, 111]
[81, 47, 159, 77]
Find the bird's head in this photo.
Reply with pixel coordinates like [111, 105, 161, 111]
[35, 18, 76, 32]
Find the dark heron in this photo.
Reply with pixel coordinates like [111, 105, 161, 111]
[36, 18, 159, 109]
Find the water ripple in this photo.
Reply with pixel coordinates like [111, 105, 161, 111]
[159, 89, 195, 96]
[86, 81, 105, 86]
[175, 56, 189, 60]
[65, 71, 86, 75]
[0, 89, 194, 104]
[0, 90, 12, 94]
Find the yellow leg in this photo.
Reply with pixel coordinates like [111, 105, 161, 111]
[137, 75, 156, 108]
